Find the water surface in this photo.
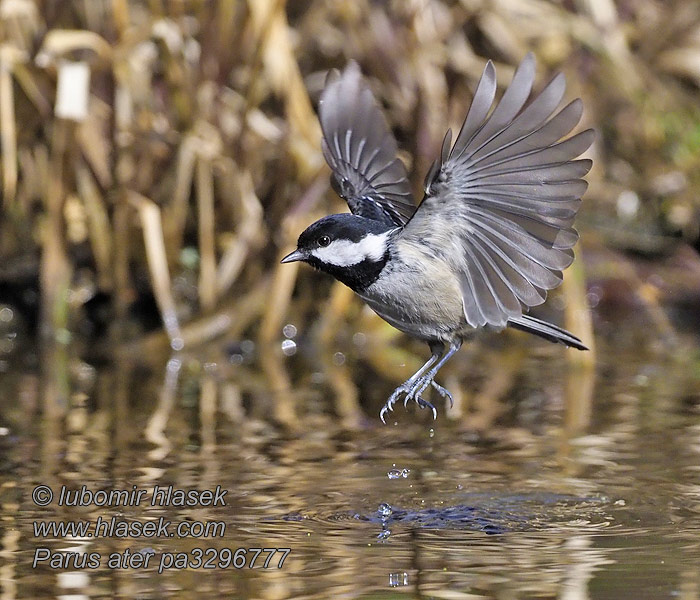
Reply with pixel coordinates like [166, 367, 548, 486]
[1, 312, 699, 599]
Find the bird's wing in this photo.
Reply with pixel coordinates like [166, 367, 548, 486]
[400, 53, 594, 328]
[319, 61, 415, 227]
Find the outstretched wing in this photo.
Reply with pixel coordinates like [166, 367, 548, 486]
[401, 53, 594, 328]
[319, 61, 415, 226]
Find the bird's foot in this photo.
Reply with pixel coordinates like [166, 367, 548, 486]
[380, 376, 454, 423]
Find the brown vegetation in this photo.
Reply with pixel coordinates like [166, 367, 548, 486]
[1, 1, 699, 392]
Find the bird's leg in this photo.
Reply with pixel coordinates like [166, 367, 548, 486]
[403, 346, 444, 408]
[379, 348, 442, 424]
[406, 342, 461, 417]
[403, 342, 446, 418]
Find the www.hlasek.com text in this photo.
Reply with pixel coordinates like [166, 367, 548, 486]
[34, 516, 226, 539]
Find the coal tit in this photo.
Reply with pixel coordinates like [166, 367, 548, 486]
[282, 55, 594, 423]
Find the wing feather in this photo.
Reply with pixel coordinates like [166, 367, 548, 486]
[450, 62, 498, 163]
[462, 55, 536, 156]
[401, 54, 593, 328]
[468, 73, 566, 163]
[470, 227, 546, 305]
[468, 238, 523, 315]
[461, 242, 501, 323]
[470, 130, 595, 176]
[319, 61, 415, 226]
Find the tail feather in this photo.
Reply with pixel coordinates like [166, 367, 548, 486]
[508, 314, 588, 350]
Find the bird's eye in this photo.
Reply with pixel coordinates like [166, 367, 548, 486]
[318, 235, 331, 247]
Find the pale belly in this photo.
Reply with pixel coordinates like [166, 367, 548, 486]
[358, 262, 467, 343]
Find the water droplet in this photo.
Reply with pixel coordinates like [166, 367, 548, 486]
[74, 362, 96, 387]
[0, 307, 14, 323]
[429, 428, 435, 438]
[166, 358, 182, 373]
[634, 374, 649, 386]
[0, 337, 14, 354]
[332, 351, 345, 366]
[552, 295, 567, 311]
[179, 246, 199, 269]
[282, 323, 297, 339]
[228, 339, 255, 365]
[388, 466, 410, 479]
[352, 332, 366, 346]
[281, 339, 297, 356]
[586, 290, 601, 308]
[456, 484, 463, 490]
[617, 189, 640, 219]
[389, 572, 409, 587]
[56, 328, 71, 345]
[614, 499, 626, 506]
[378, 502, 392, 517]
[0, 427, 9, 436]
[170, 337, 184, 351]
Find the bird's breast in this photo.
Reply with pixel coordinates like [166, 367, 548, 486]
[359, 248, 466, 341]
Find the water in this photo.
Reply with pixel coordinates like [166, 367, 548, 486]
[387, 466, 410, 479]
[0, 314, 699, 599]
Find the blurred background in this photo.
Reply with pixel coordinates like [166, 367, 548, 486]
[1, 1, 700, 599]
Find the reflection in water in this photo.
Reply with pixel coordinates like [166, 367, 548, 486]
[145, 357, 181, 460]
[1, 318, 700, 599]
[259, 340, 299, 429]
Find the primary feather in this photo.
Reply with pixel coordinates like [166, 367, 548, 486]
[402, 52, 594, 329]
[318, 61, 415, 226]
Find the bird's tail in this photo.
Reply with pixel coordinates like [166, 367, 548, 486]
[508, 314, 588, 351]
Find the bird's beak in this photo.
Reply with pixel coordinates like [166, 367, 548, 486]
[280, 249, 306, 264]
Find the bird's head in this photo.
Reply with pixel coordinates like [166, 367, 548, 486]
[281, 214, 395, 291]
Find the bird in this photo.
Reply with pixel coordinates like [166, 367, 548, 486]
[281, 54, 594, 423]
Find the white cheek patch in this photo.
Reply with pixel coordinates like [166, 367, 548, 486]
[311, 231, 391, 267]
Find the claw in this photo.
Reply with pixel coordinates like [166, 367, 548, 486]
[431, 381, 454, 408]
[416, 397, 437, 418]
[380, 404, 391, 424]
[380, 387, 404, 424]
